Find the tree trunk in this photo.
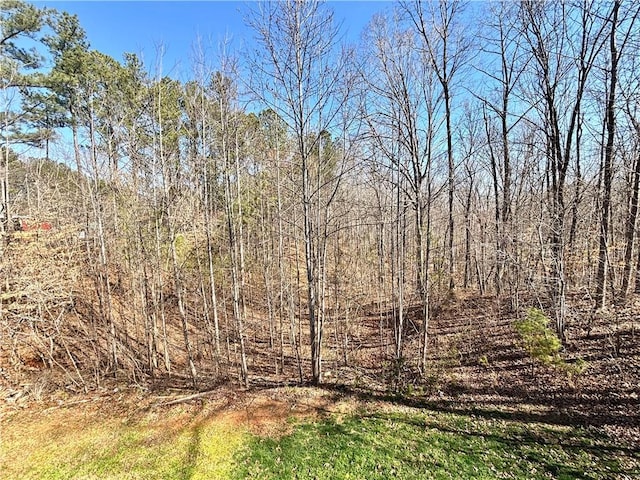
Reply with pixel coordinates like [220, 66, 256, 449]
[595, 0, 620, 310]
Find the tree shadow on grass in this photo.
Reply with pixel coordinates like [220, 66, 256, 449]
[235, 403, 638, 480]
[319, 380, 639, 432]
[180, 418, 203, 480]
[318, 383, 639, 453]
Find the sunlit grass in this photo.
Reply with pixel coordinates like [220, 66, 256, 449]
[0, 402, 246, 479]
[2, 396, 638, 479]
[233, 409, 640, 480]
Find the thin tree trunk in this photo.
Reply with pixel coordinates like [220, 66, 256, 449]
[595, 0, 620, 310]
[621, 149, 640, 300]
[169, 228, 198, 388]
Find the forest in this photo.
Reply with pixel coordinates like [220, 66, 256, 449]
[1, 0, 639, 411]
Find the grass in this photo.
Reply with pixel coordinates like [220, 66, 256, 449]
[0, 399, 246, 479]
[233, 409, 640, 480]
[1, 394, 638, 479]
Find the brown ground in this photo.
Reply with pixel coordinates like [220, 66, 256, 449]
[395, 292, 640, 447]
[1, 292, 639, 447]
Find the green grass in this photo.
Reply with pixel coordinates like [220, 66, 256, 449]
[2, 397, 638, 479]
[232, 410, 640, 480]
[0, 403, 246, 479]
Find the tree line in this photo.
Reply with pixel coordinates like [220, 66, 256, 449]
[1, 0, 639, 389]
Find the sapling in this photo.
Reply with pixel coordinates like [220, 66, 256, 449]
[515, 308, 589, 380]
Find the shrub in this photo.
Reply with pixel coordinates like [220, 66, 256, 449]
[514, 308, 562, 366]
[514, 308, 588, 380]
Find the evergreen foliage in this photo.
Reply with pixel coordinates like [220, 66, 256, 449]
[514, 308, 562, 367]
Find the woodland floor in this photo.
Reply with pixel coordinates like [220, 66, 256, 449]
[1, 292, 639, 478]
[239, 290, 640, 447]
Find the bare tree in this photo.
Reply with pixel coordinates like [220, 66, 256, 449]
[247, 0, 351, 384]
[403, 0, 471, 294]
[360, 10, 440, 371]
[475, 0, 531, 301]
[595, 1, 639, 309]
[517, 0, 609, 339]
[213, 68, 249, 386]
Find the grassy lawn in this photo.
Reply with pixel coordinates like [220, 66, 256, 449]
[0, 400, 245, 480]
[2, 394, 638, 479]
[233, 409, 639, 480]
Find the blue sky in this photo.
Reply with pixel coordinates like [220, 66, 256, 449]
[33, 1, 394, 75]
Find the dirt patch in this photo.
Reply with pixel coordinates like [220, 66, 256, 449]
[155, 386, 354, 437]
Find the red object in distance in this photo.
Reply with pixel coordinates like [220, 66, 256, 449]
[19, 220, 52, 231]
